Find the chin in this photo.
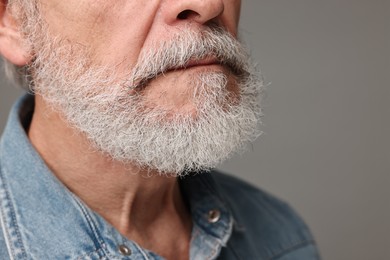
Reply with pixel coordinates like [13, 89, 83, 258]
[140, 70, 239, 116]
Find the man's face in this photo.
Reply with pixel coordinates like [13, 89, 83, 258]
[38, 0, 242, 58]
[35, 0, 242, 113]
[17, 0, 262, 174]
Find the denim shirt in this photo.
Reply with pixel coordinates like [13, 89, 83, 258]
[0, 95, 321, 260]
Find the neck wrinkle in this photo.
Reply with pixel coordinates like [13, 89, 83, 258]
[28, 95, 191, 241]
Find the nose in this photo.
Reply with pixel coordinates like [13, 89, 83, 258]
[163, 0, 225, 25]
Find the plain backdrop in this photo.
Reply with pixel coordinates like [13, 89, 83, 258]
[0, 1, 389, 259]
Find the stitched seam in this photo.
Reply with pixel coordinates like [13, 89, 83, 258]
[195, 225, 222, 260]
[0, 165, 27, 259]
[132, 242, 151, 260]
[76, 247, 106, 260]
[268, 240, 317, 260]
[0, 174, 14, 260]
[71, 195, 118, 259]
[197, 178, 233, 238]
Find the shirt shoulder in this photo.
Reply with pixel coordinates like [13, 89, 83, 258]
[211, 171, 321, 260]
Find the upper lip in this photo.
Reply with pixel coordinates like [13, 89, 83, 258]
[134, 57, 223, 90]
[185, 57, 220, 68]
[169, 57, 220, 71]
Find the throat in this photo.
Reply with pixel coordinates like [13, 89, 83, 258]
[28, 95, 193, 259]
[102, 179, 193, 260]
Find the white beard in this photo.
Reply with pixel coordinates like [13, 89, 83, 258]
[29, 25, 263, 175]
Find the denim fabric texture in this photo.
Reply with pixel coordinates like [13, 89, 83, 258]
[0, 95, 321, 259]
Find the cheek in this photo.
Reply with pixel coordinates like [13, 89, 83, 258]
[38, 0, 160, 68]
[39, 1, 108, 37]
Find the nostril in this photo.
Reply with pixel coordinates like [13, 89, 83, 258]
[177, 9, 199, 20]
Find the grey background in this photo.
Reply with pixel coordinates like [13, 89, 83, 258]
[0, 1, 389, 259]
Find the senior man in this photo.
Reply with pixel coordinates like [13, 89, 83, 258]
[0, 0, 320, 259]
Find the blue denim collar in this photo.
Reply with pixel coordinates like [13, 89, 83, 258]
[0, 94, 233, 259]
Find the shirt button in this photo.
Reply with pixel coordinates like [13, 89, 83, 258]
[208, 209, 221, 223]
[118, 244, 132, 256]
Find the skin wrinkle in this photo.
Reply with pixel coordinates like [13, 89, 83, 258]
[2, 1, 263, 259]
[100, 1, 159, 69]
[127, 27, 248, 94]
[35, 0, 162, 70]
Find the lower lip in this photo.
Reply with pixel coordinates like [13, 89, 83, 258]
[169, 63, 222, 72]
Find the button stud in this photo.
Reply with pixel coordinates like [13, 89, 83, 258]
[118, 244, 132, 256]
[208, 209, 221, 223]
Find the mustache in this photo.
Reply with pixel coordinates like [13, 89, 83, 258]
[126, 25, 250, 90]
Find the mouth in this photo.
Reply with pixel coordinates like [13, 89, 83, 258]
[132, 56, 231, 91]
[167, 57, 221, 72]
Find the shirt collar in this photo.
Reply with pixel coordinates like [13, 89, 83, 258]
[180, 173, 234, 259]
[0, 94, 233, 259]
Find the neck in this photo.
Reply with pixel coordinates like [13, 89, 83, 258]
[28, 95, 192, 258]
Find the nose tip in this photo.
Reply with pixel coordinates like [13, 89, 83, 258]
[164, 0, 225, 25]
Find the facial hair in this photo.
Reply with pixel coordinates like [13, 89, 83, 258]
[24, 11, 263, 175]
